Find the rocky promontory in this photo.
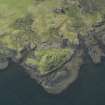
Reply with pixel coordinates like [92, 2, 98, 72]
[0, 0, 105, 94]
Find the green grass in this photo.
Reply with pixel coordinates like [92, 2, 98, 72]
[0, 0, 32, 13]
[0, 0, 32, 50]
[25, 48, 73, 75]
[0, 0, 32, 31]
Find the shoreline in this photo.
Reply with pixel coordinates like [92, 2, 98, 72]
[0, 58, 9, 70]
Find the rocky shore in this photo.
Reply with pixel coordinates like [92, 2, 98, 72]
[9, 19, 105, 94]
[0, 0, 105, 94]
[0, 20, 105, 94]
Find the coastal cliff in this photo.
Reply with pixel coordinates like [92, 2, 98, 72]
[0, 0, 105, 94]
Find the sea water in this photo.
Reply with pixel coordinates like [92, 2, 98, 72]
[0, 60, 105, 105]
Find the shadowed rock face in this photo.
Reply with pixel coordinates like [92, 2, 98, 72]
[0, 0, 105, 94]
[0, 57, 8, 70]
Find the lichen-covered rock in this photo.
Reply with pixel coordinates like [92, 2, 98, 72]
[0, 0, 105, 94]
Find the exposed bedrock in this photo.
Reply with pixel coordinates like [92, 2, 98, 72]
[83, 19, 105, 63]
[0, 57, 8, 70]
[38, 49, 84, 94]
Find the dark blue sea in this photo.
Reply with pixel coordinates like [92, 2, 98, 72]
[0, 59, 105, 105]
